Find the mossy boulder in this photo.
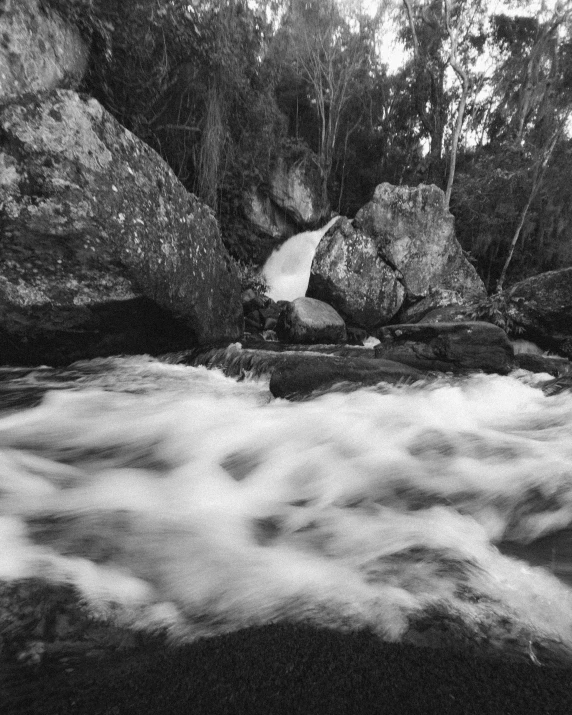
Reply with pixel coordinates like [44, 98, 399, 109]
[505, 268, 572, 358]
[0, 90, 243, 365]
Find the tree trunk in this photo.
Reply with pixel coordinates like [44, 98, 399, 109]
[496, 129, 561, 292]
[444, 0, 469, 209]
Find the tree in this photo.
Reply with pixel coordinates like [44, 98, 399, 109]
[271, 0, 376, 202]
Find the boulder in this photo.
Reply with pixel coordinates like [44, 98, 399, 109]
[307, 217, 405, 330]
[513, 353, 571, 378]
[243, 189, 298, 241]
[269, 353, 423, 399]
[418, 305, 472, 323]
[0, 90, 243, 365]
[182, 341, 421, 398]
[505, 268, 572, 358]
[269, 155, 329, 227]
[373, 322, 513, 374]
[0, 0, 88, 104]
[243, 151, 329, 244]
[354, 183, 485, 301]
[397, 288, 466, 324]
[276, 297, 346, 344]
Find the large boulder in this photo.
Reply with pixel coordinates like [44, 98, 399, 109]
[354, 183, 485, 301]
[0, 0, 88, 104]
[307, 217, 405, 329]
[276, 297, 346, 344]
[505, 268, 572, 358]
[0, 90, 243, 365]
[269, 155, 329, 227]
[243, 189, 298, 241]
[373, 322, 514, 374]
[243, 151, 330, 244]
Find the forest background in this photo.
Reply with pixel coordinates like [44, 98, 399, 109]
[45, 0, 572, 292]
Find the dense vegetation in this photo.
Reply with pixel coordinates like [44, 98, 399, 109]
[45, 0, 572, 290]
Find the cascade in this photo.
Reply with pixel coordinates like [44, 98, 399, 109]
[262, 216, 341, 302]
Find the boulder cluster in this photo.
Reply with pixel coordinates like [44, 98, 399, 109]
[1, 0, 572, 388]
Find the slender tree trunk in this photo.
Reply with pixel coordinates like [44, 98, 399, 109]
[496, 129, 561, 292]
[444, 0, 469, 209]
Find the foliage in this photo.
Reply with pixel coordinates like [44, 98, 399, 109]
[41, 0, 572, 288]
[466, 292, 524, 335]
[230, 258, 269, 296]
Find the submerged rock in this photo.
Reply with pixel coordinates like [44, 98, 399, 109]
[354, 183, 485, 301]
[505, 268, 572, 358]
[0, 90, 242, 364]
[373, 322, 513, 374]
[0, 0, 88, 104]
[276, 297, 346, 344]
[308, 217, 405, 329]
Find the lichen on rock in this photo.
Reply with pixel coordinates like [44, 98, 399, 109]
[0, 0, 88, 104]
[355, 183, 485, 301]
[0, 89, 243, 364]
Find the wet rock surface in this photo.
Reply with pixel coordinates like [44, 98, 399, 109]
[276, 297, 347, 345]
[373, 322, 514, 374]
[268, 353, 423, 399]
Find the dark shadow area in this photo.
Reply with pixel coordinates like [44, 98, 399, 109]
[0, 297, 198, 367]
[4, 623, 572, 715]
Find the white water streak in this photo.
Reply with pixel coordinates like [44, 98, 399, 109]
[1, 359, 572, 649]
[262, 217, 340, 302]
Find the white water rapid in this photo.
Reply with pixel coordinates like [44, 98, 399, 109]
[262, 216, 341, 302]
[1, 357, 572, 658]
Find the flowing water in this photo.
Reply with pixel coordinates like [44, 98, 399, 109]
[262, 216, 340, 301]
[2, 355, 572, 661]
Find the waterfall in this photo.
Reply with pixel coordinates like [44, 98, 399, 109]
[262, 216, 341, 302]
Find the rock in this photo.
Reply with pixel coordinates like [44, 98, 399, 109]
[0, 90, 243, 365]
[513, 353, 571, 378]
[269, 353, 424, 399]
[354, 183, 485, 301]
[373, 322, 513, 374]
[0, 0, 88, 103]
[505, 268, 572, 357]
[243, 150, 329, 245]
[243, 189, 299, 241]
[418, 305, 472, 323]
[269, 155, 329, 227]
[183, 342, 422, 398]
[307, 217, 405, 330]
[276, 297, 346, 344]
[397, 288, 467, 324]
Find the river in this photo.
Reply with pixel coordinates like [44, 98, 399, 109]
[1, 355, 572, 664]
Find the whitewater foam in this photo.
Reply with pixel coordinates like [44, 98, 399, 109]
[262, 216, 340, 301]
[1, 358, 572, 655]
